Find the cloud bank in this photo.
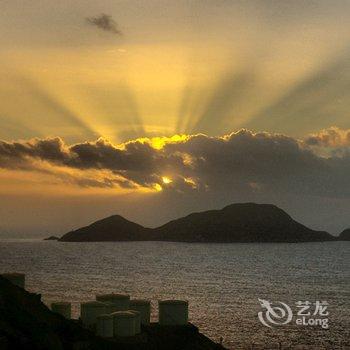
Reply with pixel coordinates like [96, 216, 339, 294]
[0, 128, 349, 198]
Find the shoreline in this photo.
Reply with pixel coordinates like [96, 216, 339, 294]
[0, 275, 227, 350]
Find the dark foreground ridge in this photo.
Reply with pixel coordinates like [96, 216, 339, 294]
[0, 276, 225, 350]
[59, 203, 334, 243]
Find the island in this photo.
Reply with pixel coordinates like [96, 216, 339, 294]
[338, 228, 350, 241]
[59, 203, 335, 243]
[44, 236, 60, 241]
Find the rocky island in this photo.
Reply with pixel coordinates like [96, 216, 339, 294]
[44, 236, 60, 241]
[59, 203, 334, 243]
[338, 228, 350, 241]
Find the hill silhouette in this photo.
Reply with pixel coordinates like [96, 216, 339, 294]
[153, 203, 333, 242]
[61, 215, 150, 242]
[338, 228, 350, 241]
[59, 203, 334, 243]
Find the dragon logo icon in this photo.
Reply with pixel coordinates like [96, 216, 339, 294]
[258, 298, 293, 328]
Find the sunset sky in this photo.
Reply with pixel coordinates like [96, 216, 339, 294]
[1, 0, 350, 237]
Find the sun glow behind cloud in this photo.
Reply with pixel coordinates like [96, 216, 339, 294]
[162, 176, 172, 184]
[1, 127, 349, 197]
[125, 134, 190, 150]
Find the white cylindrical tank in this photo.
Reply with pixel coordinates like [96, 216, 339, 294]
[81, 301, 107, 328]
[1, 273, 25, 289]
[96, 314, 114, 338]
[129, 310, 141, 334]
[111, 311, 136, 337]
[96, 294, 130, 311]
[104, 302, 119, 314]
[51, 302, 71, 319]
[129, 299, 151, 325]
[158, 300, 188, 326]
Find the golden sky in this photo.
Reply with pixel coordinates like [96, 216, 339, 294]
[1, 0, 350, 143]
[0, 0, 350, 236]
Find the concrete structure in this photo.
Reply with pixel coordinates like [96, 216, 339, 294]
[111, 311, 136, 337]
[158, 300, 188, 326]
[129, 299, 151, 325]
[51, 302, 71, 319]
[1, 273, 25, 289]
[96, 293, 130, 311]
[80, 301, 107, 328]
[96, 314, 114, 338]
[129, 310, 141, 334]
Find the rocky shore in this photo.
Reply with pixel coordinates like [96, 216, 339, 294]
[0, 275, 226, 350]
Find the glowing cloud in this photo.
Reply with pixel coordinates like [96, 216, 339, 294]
[1, 129, 349, 199]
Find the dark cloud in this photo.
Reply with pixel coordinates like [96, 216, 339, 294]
[0, 129, 349, 196]
[0, 137, 68, 170]
[0, 137, 67, 161]
[86, 14, 122, 35]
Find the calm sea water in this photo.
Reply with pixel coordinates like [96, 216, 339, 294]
[0, 240, 349, 349]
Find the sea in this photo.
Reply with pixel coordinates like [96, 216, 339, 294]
[0, 240, 349, 349]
